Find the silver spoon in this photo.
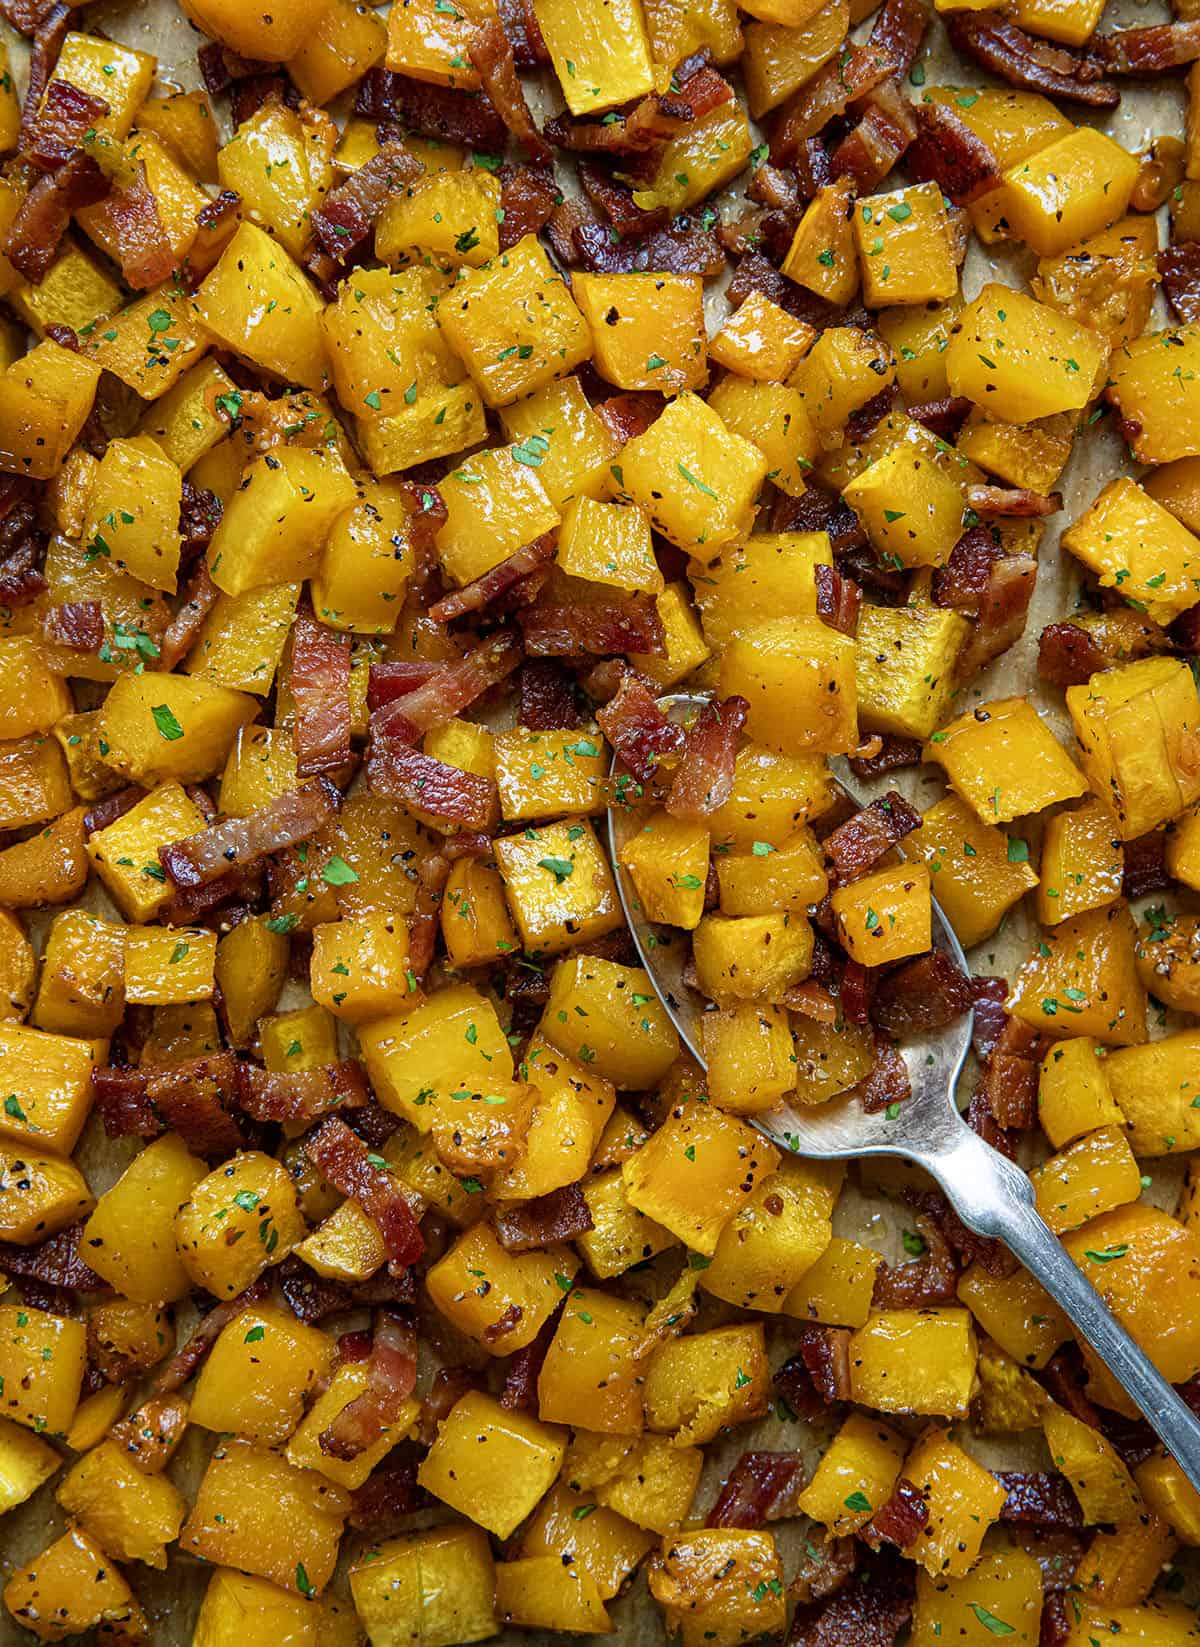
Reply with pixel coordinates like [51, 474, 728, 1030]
[608, 690, 1200, 1494]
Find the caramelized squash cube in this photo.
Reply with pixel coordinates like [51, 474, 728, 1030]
[494, 727, 608, 822]
[1104, 1031, 1200, 1155]
[84, 1133, 207, 1304]
[853, 182, 958, 307]
[0, 735, 72, 830]
[855, 605, 968, 742]
[693, 529, 830, 648]
[1067, 658, 1200, 839]
[359, 983, 511, 1126]
[781, 176, 858, 302]
[1002, 128, 1138, 257]
[190, 1304, 334, 1446]
[0, 1021, 97, 1157]
[1063, 477, 1200, 628]
[0, 1415, 60, 1514]
[87, 782, 207, 922]
[537, 1288, 644, 1433]
[945, 284, 1106, 422]
[175, 1151, 306, 1299]
[1037, 798, 1124, 925]
[207, 445, 356, 596]
[96, 672, 257, 786]
[1007, 905, 1146, 1046]
[843, 443, 967, 569]
[926, 695, 1087, 823]
[643, 1323, 769, 1445]
[902, 1429, 1006, 1576]
[0, 341, 100, 481]
[1038, 1036, 1125, 1149]
[435, 444, 561, 586]
[905, 792, 1037, 948]
[499, 377, 617, 508]
[1105, 324, 1200, 466]
[620, 391, 766, 557]
[1030, 1125, 1142, 1234]
[578, 1167, 679, 1278]
[573, 273, 706, 394]
[701, 1001, 799, 1114]
[195, 222, 328, 391]
[1044, 1403, 1144, 1524]
[848, 1308, 978, 1417]
[744, 3, 848, 120]
[619, 809, 710, 929]
[702, 1158, 833, 1311]
[419, 1390, 566, 1537]
[797, 1410, 906, 1533]
[623, 1101, 779, 1255]
[495, 817, 622, 955]
[649, 1529, 785, 1647]
[707, 743, 835, 849]
[0, 1304, 86, 1436]
[785, 1236, 883, 1328]
[709, 290, 817, 382]
[720, 616, 857, 755]
[0, 1146, 93, 1245]
[426, 1221, 576, 1353]
[350, 1526, 497, 1647]
[832, 864, 932, 965]
[3, 1525, 147, 1643]
[56, 1439, 186, 1569]
[540, 954, 679, 1088]
[693, 910, 814, 1001]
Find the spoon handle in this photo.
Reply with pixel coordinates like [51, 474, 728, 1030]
[917, 1123, 1200, 1497]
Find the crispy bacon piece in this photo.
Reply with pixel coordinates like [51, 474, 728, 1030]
[597, 671, 686, 783]
[545, 62, 733, 154]
[932, 526, 1001, 607]
[159, 779, 339, 889]
[967, 483, 1061, 518]
[872, 1215, 958, 1307]
[320, 1310, 418, 1461]
[468, 19, 551, 163]
[907, 1185, 1007, 1274]
[179, 481, 223, 567]
[494, 1184, 594, 1252]
[372, 631, 523, 740]
[831, 78, 917, 190]
[814, 566, 863, 638]
[520, 593, 666, 657]
[573, 220, 726, 276]
[159, 564, 221, 671]
[970, 976, 1009, 1060]
[976, 1014, 1044, 1131]
[824, 792, 922, 884]
[839, 959, 874, 1026]
[771, 43, 899, 164]
[19, 1, 71, 134]
[861, 1479, 930, 1549]
[945, 11, 1119, 105]
[496, 0, 548, 65]
[595, 393, 662, 446]
[906, 395, 975, 439]
[2, 0, 60, 32]
[82, 785, 147, 838]
[579, 159, 668, 237]
[154, 1278, 271, 1393]
[873, 951, 973, 1038]
[429, 534, 558, 622]
[869, 0, 930, 74]
[792, 1538, 857, 1606]
[236, 1059, 371, 1125]
[0, 538, 47, 607]
[788, 1549, 915, 1647]
[845, 386, 898, 446]
[499, 1309, 561, 1410]
[93, 1054, 248, 1158]
[356, 68, 509, 151]
[348, 1450, 432, 1531]
[996, 1471, 1084, 1528]
[291, 605, 353, 778]
[1095, 20, 1200, 71]
[518, 660, 578, 729]
[706, 1452, 805, 1528]
[366, 661, 443, 711]
[5, 151, 109, 281]
[907, 101, 1003, 203]
[935, 532, 1038, 680]
[856, 1038, 911, 1115]
[24, 77, 110, 169]
[104, 161, 176, 288]
[41, 600, 102, 652]
[1037, 620, 1109, 687]
[795, 1323, 853, 1403]
[727, 250, 841, 331]
[311, 140, 421, 265]
[1123, 831, 1170, 899]
[498, 163, 558, 248]
[849, 736, 921, 779]
[408, 850, 451, 981]
[1159, 241, 1200, 324]
[666, 696, 749, 820]
[305, 1117, 425, 1270]
[772, 1350, 828, 1420]
[278, 1256, 416, 1325]
[367, 739, 499, 829]
[0, 1222, 105, 1292]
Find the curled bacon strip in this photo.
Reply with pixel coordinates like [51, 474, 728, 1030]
[596, 671, 686, 783]
[771, 43, 899, 164]
[93, 1054, 248, 1158]
[5, 151, 109, 281]
[966, 483, 1061, 518]
[493, 1183, 593, 1252]
[665, 695, 748, 820]
[24, 77, 110, 169]
[705, 1452, 806, 1528]
[429, 534, 558, 623]
[236, 1059, 371, 1125]
[814, 565, 864, 638]
[371, 630, 523, 741]
[104, 160, 176, 288]
[873, 951, 972, 1038]
[321, 1310, 418, 1461]
[409, 850, 451, 980]
[518, 594, 665, 657]
[861, 1479, 931, 1549]
[305, 1117, 424, 1270]
[292, 605, 353, 778]
[158, 778, 340, 889]
[468, 19, 552, 164]
[945, 11, 1119, 106]
[367, 739, 499, 829]
[1093, 20, 1200, 72]
[0, 1222, 105, 1292]
[907, 101, 1003, 203]
[311, 140, 421, 265]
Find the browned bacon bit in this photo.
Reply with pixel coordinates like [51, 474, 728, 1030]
[179, 482, 224, 567]
[996, 1471, 1084, 1529]
[305, 1117, 425, 1270]
[856, 1037, 912, 1116]
[408, 850, 451, 981]
[356, 67, 509, 152]
[197, 40, 271, 95]
[291, 604, 353, 778]
[373, 630, 523, 740]
[236, 1059, 371, 1125]
[578, 159, 668, 237]
[1158, 241, 1200, 324]
[368, 739, 499, 830]
[788, 1548, 915, 1647]
[1123, 831, 1171, 899]
[906, 396, 974, 439]
[1010, 1529, 1087, 1593]
[967, 483, 1061, 518]
[872, 1216, 958, 1308]
[955, 552, 1038, 681]
[839, 959, 875, 1026]
[1095, 20, 1200, 72]
[24, 77, 110, 169]
[468, 19, 551, 164]
[814, 566, 864, 639]
[1040, 1594, 1073, 1647]
[82, 785, 148, 838]
[595, 393, 663, 447]
[861, 1479, 931, 1549]
[849, 735, 922, 780]
[1037, 620, 1109, 688]
[499, 1310, 561, 1411]
[498, 163, 558, 249]
[159, 778, 340, 889]
[976, 1015, 1044, 1131]
[1, 0, 59, 33]
[944, 11, 1119, 106]
[103, 161, 176, 288]
[666, 696, 749, 820]
[19, 1, 71, 132]
[279, 1260, 364, 1326]
[321, 1310, 418, 1461]
[159, 563, 221, 671]
[970, 976, 1010, 1060]
[844, 386, 898, 447]
[494, 1184, 594, 1253]
[573, 221, 727, 277]
[824, 792, 923, 885]
[792, 1537, 857, 1605]
[366, 660, 443, 711]
[771, 44, 899, 165]
[831, 79, 917, 191]
[154, 1277, 272, 1393]
[429, 533, 558, 623]
[520, 592, 666, 657]
[518, 659, 578, 729]
[870, 0, 930, 75]
[311, 140, 421, 266]
[931, 526, 1001, 607]
[40, 600, 103, 653]
[348, 1450, 432, 1531]
[873, 951, 973, 1038]
[706, 1452, 806, 1528]
[967, 1084, 1019, 1158]
[442, 830, 494, 861]
[597, 671, 686, 784]
[796, 1323, 853, 1404]
[482, 1303, 525, 1347]
[783, 979, 840, 1023]
[0, 1222, 106, 1293]
[5, 151, 109, 282]
[496, 0, 548, 65]
[906, 101, 1003, 204]
[93, 1053, 248, 1158]
[771, 1350, 827, 1420]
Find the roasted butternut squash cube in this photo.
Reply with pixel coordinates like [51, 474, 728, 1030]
[0, 1415, 60, 1514]
[1067, 658, 1200, 840]
[434, 445, 561, 587]
[578, 1167, 678, 1278]
[0, 639, 71, 740]
[849, 1308, 978, 1417]
[709, 290, 816, 383]
[1037, 798, 1124, 926]
[843, 443, 967, 569]
[927, 696, 1087, 823]
[1002, 128, 1138, 257]
[744, 3, 849, 120]
[181, 1439, 351, 1596]
[43, 32, 156, 138]
[322, 265, 460, 425]
[87, 781, 207, 922]
[0, 1304, 85, 1436]
[797, 1409, 905, 1533]
[0, 1021, 97, 1158]
[649, 1529, 786, 1647]
[557, 497, 663, 594]
[1105, 1031, 1200, 1156]
[623, 1101, 779, 1255]
[643, 1323, 769, 1445]
[192, 1570, 325, 1647]
[358, 383, 488, 477]
[181, 0, 331, 59]
[721, 616, 857, 756]
[522, 1481, 654, 1598]
[288, 1362, 417, 1492]
[288, 0, 387, 101]
[902, 1429, 1007, 1576]
[853, 182, 958, 308]
[1038, 1036, 1124, 1150]
[96, 672, 257, 787]
[359, 983, 512, 1125]
[440, 857, 518, 968]
[573, 273, 706, 394]
[377, 169, 501, 271]
[781, 176, 858, 302]
[9, 236, 120, 337]
[84, 1133, 207, 1304]
[1136, 1454, 1200, 1548]
[176, 1151, 307, 1299]
[1106, 325, 1200, 465]
[0, 735, 72, 830]
[911, 1547, 1043, 1646]
[904, 792, 1037, 948]
[701, 1002, 797, 1114]
[946, 284, 1106, 422]
[350, 1526, 497, 1647]
[438, 236, 591, 408]
[1063, 477, 1200, 629]
[537, 1288, 644, 1434]
[1134, 910, 1200, 1016]
[0, 340, 100, 481]
[785, 1235, 883, 1327]
[419, 1390, 565, 1537]
[495, 817, 622, 955]
[793, 324, 897, 444]
[956, 407, 1074, 494]
[427, 1220, 577, 1353]
[384, 0, 491, 88]
[693, 529, 830, 648]
[855, 604, 968, 742]
[207, 446, 356, 596]
[693, 910, 814, 1001]
[77, 131, 208, 278]
[495, 1557, 612, 1633]
[0, 1146, 92, 1244]
[633, 102, 753, 214]
[308, 913, 410, 1023]
[1044, 1403, 1144, 1525]
[1167, 799, 1200, 890]
[716, 828, 827, 917]
[619, 391, 766, 557]
[84, 284, 210, 402]
[540, 953, 680, 1088]
[1008, 905, 1146, 1046]
[190, 1304, 334, 1445]
[702, 1158, 833, 1311]
[195, 223, 327, 391]
[32, 912, 125, 1040]
[580, 1433, 701, 1533]
[618, 810, 710, 930]
[792, 1012, 877, 1105]
[831, 864, 932, 966]
[56, 1439, 186, 1569]
[879, 294, 964, 401]
[137, 356, 235, 474]
[1031, 1125, 1142, 1235]
[706, 743, 833, 852]
[499, 377, 617, 508]
[494, 727, 608, 822]
[531, 0, 654, 112]
[1074, 1513, 1177, 1608]
[1032, 216, 1158, 351]
[3, 1525, 147, 1643]
[123, 924, 216, 1006]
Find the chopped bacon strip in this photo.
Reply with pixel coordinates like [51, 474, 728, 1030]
[869, 0, 930, 76]
[861, 1479, 931, 1549]
[0, 538, 47, 608]
[24, 77, 110, 169]
[945, 11, 1119, 105]
[236, 1059, 371, 1125]
[356, 67, 509, 150]
[727, 250, 840, 331]
[1158, 241, 1200, 324]
[970, 976, 1009, 1060]
[18, 1, 71, 135]
[496, 0, 548, 65]
[2, 0, 60, 33]
[93, 1054, 248, 1158]
[311, 140, 421, 265]
[499, 1309, 561, 1411]
[814, 566, 864, 638]
[429, 533, 558, 622]
[845, 386, 898, 446]
[348, 1451, 432, 1531]
[771, 43, 899, 164]
[367, 739, 499, 829]
[494, 1184, 594, 1252]
[179, 482, 224, 566]
[578, 159, 668, 237]
[103, 160, 176, 288]
[871, 1215, 958, 1308]
[278, 1256, 416, 1325]
[305, 1117, 425, 1270]
[967, 483, 1061, 518]
[82, 785, 147, 838]
[408, 850, 450, 980]
[906, 395, 975, 439]
[291, 605, 353, 778]
[849, 735, 922, 779]
[366, 661, 444, 712]
[468, 19, 551, 163]
[545, 63, 733, 154]
[498, 163, 558, 248]
[595, 393, 663, 446]
[519, 660, 578, 729]
[1037, 620, 1109, 687]
[0, 1222, 105, 1292]
[372, 630, 523, 741]
[5, 151, 109, 281]
[795, 1323, 853, 1403]
[973, 1015, 1042, 1133]
[907, 101, 1003, 203]
[996, 1471, 1084, 1528]
[159, 564, 221, 671]
[666, 696, 748, 820]
[1094, 20, 1200, 71]
[520, 593, 665, 657]
[931, 526, 1001, 607]
[41, 600, 102, 652]
[824, 792, 922, 884]
[154, 1277, 271, 1392]
[1123, 831, 1170, 899]
[792, 1537, 857, 1606]
[856, 1038, 911, 1115]
[597, 671, 686, 783]
[321, 1310, 418, 1461]
[873, 952, 973, 1038]
[831, 78, 917, 190]
[772, 1349, 828, 1420]
[789, 1549, 915, 1647]
[573, 220, 726, 276]
[159, 779, 339, 890]
[705, 1452, 805, 1528]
